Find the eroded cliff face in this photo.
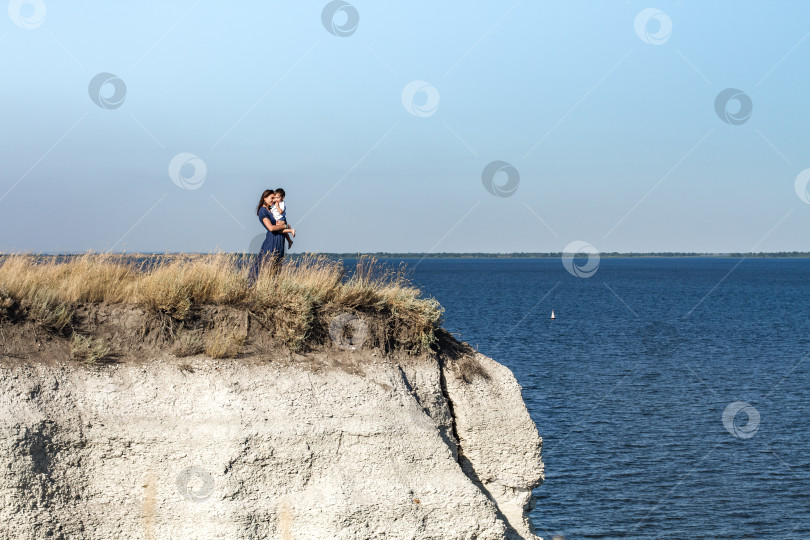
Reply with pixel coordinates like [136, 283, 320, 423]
[0, 340, 544, 539]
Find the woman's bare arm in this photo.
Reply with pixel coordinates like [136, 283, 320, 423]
[262, 217, 287, 232]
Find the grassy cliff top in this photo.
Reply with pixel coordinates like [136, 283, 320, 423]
[0, 254, 444, 360]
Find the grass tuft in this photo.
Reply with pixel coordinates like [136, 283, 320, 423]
[23, 290, 74, 333]
[172, 327, 205, 357]
[204, 325, 245, 359]
[0, 288, 15, 320]
[70, 334, 110, 364]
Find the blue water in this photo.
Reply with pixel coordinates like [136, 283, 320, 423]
[399, 258, 810, 539]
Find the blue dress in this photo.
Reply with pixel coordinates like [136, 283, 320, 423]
[249, 207, 285, 282]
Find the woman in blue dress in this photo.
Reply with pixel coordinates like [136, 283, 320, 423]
[248, 189, 293, 283]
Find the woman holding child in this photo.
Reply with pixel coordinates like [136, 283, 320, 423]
[248, 188, 296, 282]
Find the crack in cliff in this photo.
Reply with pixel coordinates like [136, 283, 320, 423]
[436, 357, 462, 464]
[395, 365, 418, 403]
[437, 355, 530, 540]
[396, 363, 460, 461]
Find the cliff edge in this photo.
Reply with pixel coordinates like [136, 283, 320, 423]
[0, 310, 544, 540]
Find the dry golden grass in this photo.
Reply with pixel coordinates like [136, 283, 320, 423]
[129, 254, 250, 320]
[172, 327, 205, 357]
[204, 326, 245, 359]
[0, 252, 444, 353]
[0, 290, 13, 318]
[70, 334, 110, 364]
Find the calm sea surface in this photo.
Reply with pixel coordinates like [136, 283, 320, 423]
[391, 258, 810, 539]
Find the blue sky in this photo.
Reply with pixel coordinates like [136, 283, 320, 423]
[1, 0, 809, 254]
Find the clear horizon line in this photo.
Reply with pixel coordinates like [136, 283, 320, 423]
[7, 250, 810, 257]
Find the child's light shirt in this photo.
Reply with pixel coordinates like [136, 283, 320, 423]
[271, 201, 286, 222]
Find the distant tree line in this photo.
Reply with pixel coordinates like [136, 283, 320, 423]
[311, 252, 810, 259]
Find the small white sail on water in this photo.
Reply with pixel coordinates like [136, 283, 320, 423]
[550, 310, 556, 320]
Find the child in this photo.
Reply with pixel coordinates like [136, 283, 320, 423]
[271, 188, 296, 249]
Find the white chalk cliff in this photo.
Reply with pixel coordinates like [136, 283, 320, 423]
[0, 338, 544, 539]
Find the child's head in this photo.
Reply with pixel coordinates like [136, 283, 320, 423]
[274, 188, 286, 201]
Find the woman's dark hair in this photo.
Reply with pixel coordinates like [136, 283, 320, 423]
[256, 189, 274, 215]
